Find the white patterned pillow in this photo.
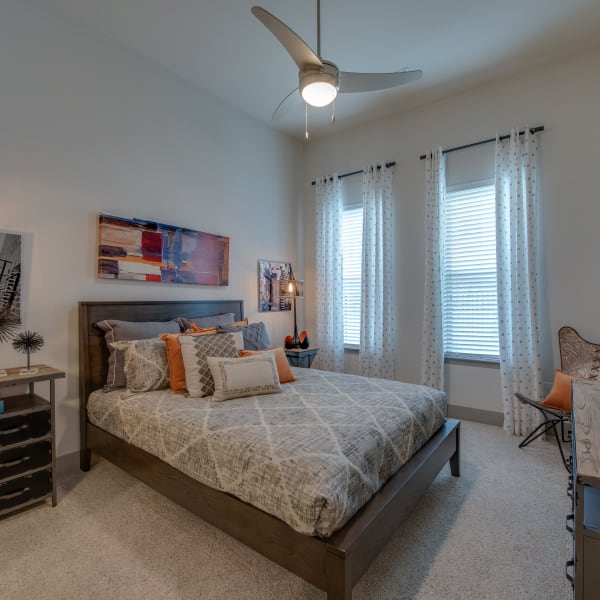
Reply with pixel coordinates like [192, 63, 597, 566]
[207, 354, 281, 401]
[97, 319, 180, 389]
[110, 338, 169, 392]
[178, 332, 243, 397]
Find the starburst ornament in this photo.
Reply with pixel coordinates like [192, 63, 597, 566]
[12, 330, 44, 375]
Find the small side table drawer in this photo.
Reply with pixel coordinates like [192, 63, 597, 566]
[0, 440, 52, 480]
[0, 469, 52, 513]
[0, 412, 51, 448]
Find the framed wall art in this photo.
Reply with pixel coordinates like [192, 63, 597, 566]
[258, 259, 293, 312]
[97, 213, 229, 286]
[0, 232, 22, 339]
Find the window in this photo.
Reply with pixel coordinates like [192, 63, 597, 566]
[342, 205, 362, 347]
[443, 183, 499, 360]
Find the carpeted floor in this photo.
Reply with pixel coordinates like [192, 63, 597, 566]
[1, 421, 572, 600]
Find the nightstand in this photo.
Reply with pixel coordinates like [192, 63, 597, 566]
[0, 365, 65, 517]
[284, 347, 318, 368]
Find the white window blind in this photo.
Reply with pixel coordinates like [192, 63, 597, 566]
[342, 206, 362, 347]
[443, 183, 499, 360]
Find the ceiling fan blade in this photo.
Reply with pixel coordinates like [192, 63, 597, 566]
[272, 87, 302, 121]
[339, 70, 423, 93]
[251, 6, 322, 69]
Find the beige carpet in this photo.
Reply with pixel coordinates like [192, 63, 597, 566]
[1, 421, 572, 600]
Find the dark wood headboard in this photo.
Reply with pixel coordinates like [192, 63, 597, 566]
[78, 300, 244, 407]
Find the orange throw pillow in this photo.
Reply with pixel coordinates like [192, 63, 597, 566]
[189, 324, 218, 334]
[540, 369, 573, 412]
[239, 347, 296, 384]
[160, 331, 215, 394]
[188, 319, 248, 333]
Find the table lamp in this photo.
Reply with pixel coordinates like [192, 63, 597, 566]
[278, 278, 307, 348]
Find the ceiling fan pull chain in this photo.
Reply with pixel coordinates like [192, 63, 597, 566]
[305, 103, 309, 140]
[331, 99, 335, 123]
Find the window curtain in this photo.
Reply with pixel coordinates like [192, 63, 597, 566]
[315, 174, 345, 372]
[359, 164, 395, 379]
[420, 148, 446, 390]
[495, 128, 543, 435]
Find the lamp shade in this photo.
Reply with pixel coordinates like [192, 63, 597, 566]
[278, 279, 304, 298]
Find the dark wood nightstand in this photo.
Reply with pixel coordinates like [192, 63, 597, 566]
[284, 347, 318, 368]
[0, 365, 65, 517]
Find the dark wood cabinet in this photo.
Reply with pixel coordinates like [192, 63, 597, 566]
[569, 379, 600, 599]
[0, 365, 64, 517]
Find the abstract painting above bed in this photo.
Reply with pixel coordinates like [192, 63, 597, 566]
[97, 213, 229, 285]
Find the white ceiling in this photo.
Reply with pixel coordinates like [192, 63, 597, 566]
[44, 0, 600, 140]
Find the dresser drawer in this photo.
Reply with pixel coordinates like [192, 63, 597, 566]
[0, 412, 51, 447]
[0, 440, 52, 481]
[0, 469, 51, 512]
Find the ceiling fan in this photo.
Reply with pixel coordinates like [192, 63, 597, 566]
[251, 2, 423, 125]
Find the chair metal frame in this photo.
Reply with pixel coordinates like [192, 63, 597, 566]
[517, 326, 600, 472]
[516, 392, 571, 470]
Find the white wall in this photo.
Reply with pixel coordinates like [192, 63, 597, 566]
[303, 48, 600, 417]
[0, 1, 303, 458]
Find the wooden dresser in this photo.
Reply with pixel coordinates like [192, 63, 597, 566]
[569, 379, 600, 598]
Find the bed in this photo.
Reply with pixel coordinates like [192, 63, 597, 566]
[79, 300, 460, 600]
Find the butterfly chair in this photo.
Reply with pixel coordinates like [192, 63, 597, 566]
[517, 326, 600, 471]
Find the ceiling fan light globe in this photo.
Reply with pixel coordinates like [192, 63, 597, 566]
[301, 81, 338, 107]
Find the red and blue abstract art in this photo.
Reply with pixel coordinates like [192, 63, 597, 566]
[97, 213, 229, 286]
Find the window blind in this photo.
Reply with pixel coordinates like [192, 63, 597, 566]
[443, 184, 499, 360]
[342, 206, 362, 347]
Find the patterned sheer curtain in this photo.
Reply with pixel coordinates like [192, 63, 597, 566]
[420, 148, 446, 390]
[495, 128, 543, 435]
[315, 174, 345, 372]
[359, 164, 395, 379]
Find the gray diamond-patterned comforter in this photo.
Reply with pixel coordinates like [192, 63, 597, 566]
[87, 367, 447, 537]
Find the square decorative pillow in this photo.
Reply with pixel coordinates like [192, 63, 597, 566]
[540, 369, 587, 412]
[218, 321, 271, 350]
[160, 330, 217, 394]
[238, 348, 296, 383]
[175, 313, 237, 332]
[207, 354, 282, 402]
[110, 338, 169, 392]
[96, 319, 181, 389]
[178, 331, 244, 397]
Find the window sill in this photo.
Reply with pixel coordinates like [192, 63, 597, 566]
[344, 345, 359, 352]
[444, 354, 500, 367]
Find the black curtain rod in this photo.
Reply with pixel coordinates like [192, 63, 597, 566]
[418, 126, 544, 160]
[311, 162, 395, 185]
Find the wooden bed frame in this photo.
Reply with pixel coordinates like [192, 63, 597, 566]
[79, 300, 460, 600]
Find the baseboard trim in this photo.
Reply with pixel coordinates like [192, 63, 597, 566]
[448, 405, 503, 427]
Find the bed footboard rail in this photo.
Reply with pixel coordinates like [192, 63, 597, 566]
[325, 418, 460, 599]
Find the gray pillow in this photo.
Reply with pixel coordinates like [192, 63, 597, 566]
[175, 312, 236, 331]
[217, 321, 271, 351]
[110, 338, 169, 392]
[96, 319, 180, 389]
